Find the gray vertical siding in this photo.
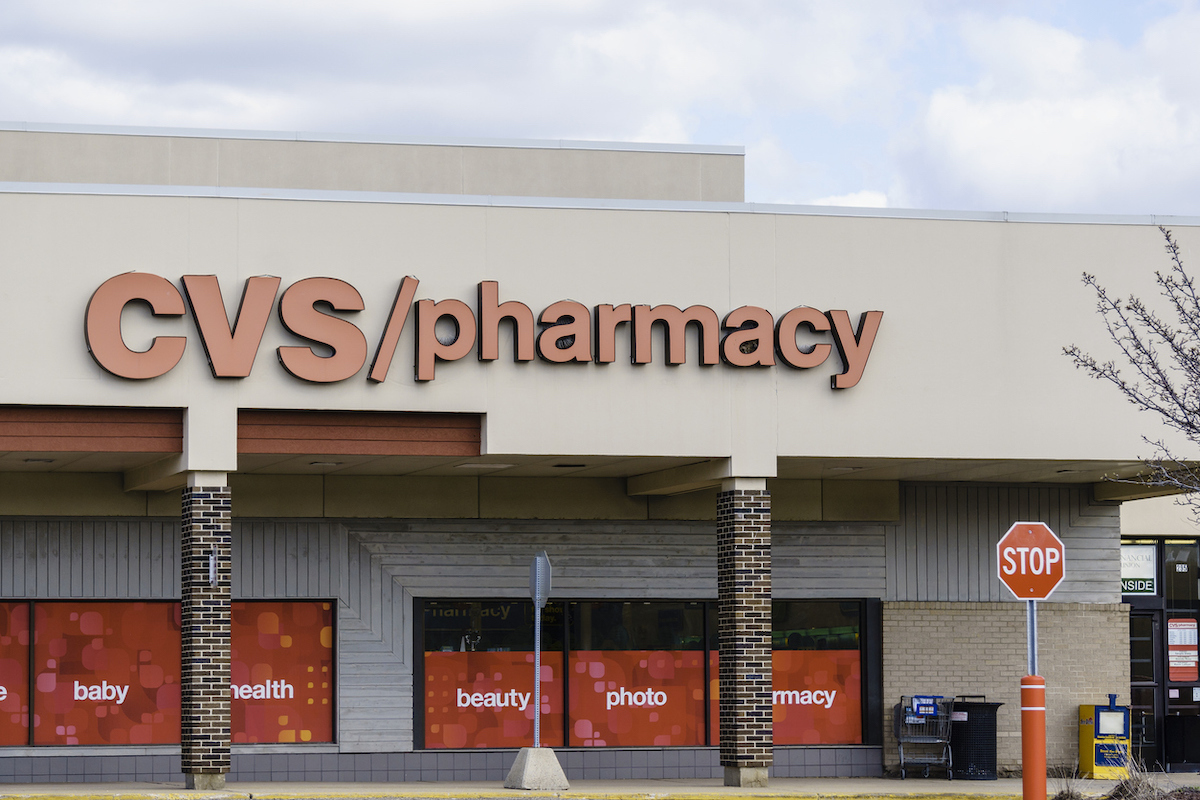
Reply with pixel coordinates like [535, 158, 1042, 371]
[0, 519, 178, 598]
[231, 520, 341, 598]
[886, 485, 1120, 603]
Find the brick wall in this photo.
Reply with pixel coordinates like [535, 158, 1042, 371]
[716, 488, 772, 772]
[882, 601, 1129, 774]
[181, 486, 232, 779]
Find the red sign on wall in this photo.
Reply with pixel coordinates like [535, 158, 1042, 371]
[709, 650, 863, 745]
[1168, 618, 1199, 683]
[231, 601, 334, 743]
[0, 602, 30, 745]
[424, 651, 564, 748]
[33, 602, 182, 745]
[569, 650, 706, 747]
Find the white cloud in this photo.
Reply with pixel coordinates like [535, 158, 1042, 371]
[0, 2, 931, 142]
[9, 1, 1196, 215]
[745, 138, 802, 201]
[897, 9, 1200, 214]
[558, 2, 926, 122]
[807, 190, 889, 208]
[0, 45, 296, 128]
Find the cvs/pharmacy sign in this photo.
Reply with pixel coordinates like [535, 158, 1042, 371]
[997, 522, 1065, 600]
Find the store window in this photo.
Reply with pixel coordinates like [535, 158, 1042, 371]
[231, 600, 335, 744]
[0, 602, 30, 745]
[769, 601, 863, 744]
[1165, 541, 1199, 610]
[419, 597, 869, 749]
[707, 601, 863, 745]
[569, 601, 706, 747]
[422, 600, 565, 749]
[0, 600, 333, 747]
[33, 601, 182, 745]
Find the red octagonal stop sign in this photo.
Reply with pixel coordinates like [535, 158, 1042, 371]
[997, 521, 1066, 600]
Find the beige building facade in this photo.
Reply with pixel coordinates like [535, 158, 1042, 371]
[0, 122, 1186, 783]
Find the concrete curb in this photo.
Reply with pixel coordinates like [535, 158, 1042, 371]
[0, 776, 1138, 800]
[0, 795, 1030, 800]
[0, 795, 249, 800]
[244, 795, 1027, 800]
[0, 791, 1036, 800]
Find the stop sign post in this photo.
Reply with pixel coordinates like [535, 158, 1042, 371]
[998, 522, 1065, 800]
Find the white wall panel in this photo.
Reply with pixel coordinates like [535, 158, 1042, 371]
[0, 186, 1188, 468]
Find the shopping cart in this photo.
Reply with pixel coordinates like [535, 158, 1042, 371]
[893, 695, 953, 779]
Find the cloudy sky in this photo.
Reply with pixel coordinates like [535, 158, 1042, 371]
[2, 0, 1199, 214]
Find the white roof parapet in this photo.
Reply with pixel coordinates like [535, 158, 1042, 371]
[0, 120, 744, 155]
[0, 179, 1195, 227]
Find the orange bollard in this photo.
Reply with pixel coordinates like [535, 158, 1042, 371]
[1021, 675, 1046, 800]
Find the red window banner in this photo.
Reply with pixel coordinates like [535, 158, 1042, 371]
[33, 602, 182, 745]
[0, 602, 30, 745]
[24, 600, 332, 746]
[770, 650, 862, 744]
[709, 650, 863, 745]
[1168, 618, 1199, 683]
[424, 651, 564, 748]
[569, 650, 706, 747]
[231, 600, 335, 743]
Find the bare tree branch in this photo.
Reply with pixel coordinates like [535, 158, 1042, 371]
[1065, 227, 1200, 518]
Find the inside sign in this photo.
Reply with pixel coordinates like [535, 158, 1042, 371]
[997, 522, 1066, 600]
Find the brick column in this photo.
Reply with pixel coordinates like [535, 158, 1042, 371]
[717, 480, 771, 787]
[181, 477, 231, 790]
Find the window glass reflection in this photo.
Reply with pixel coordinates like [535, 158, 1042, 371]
[1130, 615, 1156, 684]
[1165, 541, 1199, 613]
[568, 602, 705, 651]
[773, 601, 860, 650]
[423, 600, 562, 652]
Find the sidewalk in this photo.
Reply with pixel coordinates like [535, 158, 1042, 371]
[0, 776, 1160, 800]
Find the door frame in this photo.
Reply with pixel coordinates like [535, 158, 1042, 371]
[1129, 610, 1164, 769]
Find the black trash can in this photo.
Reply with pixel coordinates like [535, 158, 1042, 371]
[950, 696, 1003, 780]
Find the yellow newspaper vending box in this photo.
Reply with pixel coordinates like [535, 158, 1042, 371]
[1079, 695, 1130, 778]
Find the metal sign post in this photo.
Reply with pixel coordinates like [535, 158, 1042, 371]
[997, 522, 1064, 800]
[529, 551, 551, 749]
[1027, 599, 1037, 676]
[1022, 603, 1046, 800]
[505, 550, 569, 791]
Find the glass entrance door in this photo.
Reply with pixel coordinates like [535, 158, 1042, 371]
[1123, 538, 1200, 770]
[1163, 541, 1200, 770]
[1130, 611, 1162, 768]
